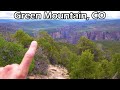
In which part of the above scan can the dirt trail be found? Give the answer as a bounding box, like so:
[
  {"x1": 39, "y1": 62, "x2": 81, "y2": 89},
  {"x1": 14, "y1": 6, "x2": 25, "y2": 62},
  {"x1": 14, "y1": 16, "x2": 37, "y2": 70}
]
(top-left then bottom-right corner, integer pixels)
[{"x1": 28, "y1": 65, "x2": 70, "y2": 79}]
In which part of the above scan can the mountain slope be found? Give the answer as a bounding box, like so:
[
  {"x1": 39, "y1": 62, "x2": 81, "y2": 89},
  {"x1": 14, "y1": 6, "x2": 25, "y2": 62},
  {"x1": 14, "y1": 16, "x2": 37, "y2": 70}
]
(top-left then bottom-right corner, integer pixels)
[{"x1": 0, "y1": 19, "x2": 120, "y2": 43}]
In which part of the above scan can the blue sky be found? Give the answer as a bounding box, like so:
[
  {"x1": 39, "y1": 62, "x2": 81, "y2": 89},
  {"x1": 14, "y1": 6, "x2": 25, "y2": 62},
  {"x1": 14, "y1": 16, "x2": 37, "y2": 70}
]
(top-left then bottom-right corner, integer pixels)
[{"x1": 0, "y1": 11, "x2": 120, "y2": 20}]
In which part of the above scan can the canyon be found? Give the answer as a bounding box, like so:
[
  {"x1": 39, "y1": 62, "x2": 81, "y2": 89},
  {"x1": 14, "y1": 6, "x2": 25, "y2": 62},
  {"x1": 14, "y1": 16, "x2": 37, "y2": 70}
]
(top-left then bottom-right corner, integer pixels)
[
  {"x1": 50, "y1": 30, "x2": 120, "y2": 44},
  {"x1": 0, "y1": 19, "x2": 120, "y2": 44}
]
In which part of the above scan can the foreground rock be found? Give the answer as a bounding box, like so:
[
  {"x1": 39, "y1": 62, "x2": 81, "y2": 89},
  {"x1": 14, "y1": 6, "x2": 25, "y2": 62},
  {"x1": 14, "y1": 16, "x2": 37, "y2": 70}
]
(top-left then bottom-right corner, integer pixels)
[{"x1": 27, "y1": 65, "x2": 69, "y2": 79}]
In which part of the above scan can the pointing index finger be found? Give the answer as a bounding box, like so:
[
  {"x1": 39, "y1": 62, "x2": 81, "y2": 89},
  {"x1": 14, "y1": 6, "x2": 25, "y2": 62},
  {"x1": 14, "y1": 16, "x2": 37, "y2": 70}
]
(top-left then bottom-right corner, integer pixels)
[{"x1": 20, "y1": 41, "x2": 37, "y2": 74}]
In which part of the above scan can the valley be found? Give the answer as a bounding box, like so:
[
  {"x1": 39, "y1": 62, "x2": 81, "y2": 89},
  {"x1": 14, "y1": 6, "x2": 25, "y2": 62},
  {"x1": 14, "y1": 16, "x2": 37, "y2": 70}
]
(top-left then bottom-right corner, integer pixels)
[
  {"x1": 0, "y1": 19, "x2": 120, "y2": 44},
  {"x1": 0, "y1": 19, "x2": 120, "y2": 79}
]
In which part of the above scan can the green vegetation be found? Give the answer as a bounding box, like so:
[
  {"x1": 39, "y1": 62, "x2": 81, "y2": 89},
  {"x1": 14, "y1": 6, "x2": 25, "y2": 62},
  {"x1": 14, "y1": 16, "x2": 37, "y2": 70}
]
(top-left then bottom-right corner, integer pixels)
[
  {"x1": 70, "y1": 50, "x2": 96, "y2": 79},
  {"x1": 0, "y1": 31, "x2": 35, "y2": 73},
  {"x1": 0, "y1": 36, "x2": 25, "y2": 66},
  {"x1": 0, "y1": 30, "x2": 120, "y2": 79},
  {"x1": 12, "y1": 29, "x2": 34, "y2": 48},
  {"x1": 95, "y1": 40, "x2": 120, "y2": 54}
]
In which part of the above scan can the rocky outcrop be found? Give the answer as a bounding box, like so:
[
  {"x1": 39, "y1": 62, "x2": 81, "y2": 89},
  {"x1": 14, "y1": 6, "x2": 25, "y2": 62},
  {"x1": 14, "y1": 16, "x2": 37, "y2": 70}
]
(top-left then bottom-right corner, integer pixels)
[
  {"x1": 28, "y1": 65, "x2": 69, "y2": 79},
  {"x1": 0, "y1": 19, "x2": 120, "y2": 44},
  {"x1": 49, "y1": 20, "x2": 120, "y2": 44},
  {"x1": 50, "y1": 30, "x2": 120, "y2": 44}
]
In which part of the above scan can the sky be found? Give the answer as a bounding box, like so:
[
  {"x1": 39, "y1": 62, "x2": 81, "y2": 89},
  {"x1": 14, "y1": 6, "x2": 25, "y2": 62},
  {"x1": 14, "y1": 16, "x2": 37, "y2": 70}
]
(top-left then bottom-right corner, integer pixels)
[{"x1": 0, "y1": 11, "x2": 120, "y2": 20}]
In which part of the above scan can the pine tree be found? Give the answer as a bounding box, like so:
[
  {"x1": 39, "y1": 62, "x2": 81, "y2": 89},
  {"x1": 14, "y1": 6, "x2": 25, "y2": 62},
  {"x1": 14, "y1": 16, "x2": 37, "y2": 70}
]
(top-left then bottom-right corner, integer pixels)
[
  {"x1": 76, "y1": 36, "x2": 103, "y2": 61},
  {"x1": 12, "y1": 30, "x2": 33, "y2": 48},
  {"x1": 36, "y1": 31, "x2": 60, "y2": 65},
  {"x1": 70, "y1": 50, "x2": 96, "y2": 79},
  {"x1": 99, "y1": 60, "x2": 114, "y2": 78},
  {"x1": 112, "y1": 53, "x2": 120, "y2": 78},
  {"x1": 0, "y1": 35, "x2": 34, "y2": 73}
]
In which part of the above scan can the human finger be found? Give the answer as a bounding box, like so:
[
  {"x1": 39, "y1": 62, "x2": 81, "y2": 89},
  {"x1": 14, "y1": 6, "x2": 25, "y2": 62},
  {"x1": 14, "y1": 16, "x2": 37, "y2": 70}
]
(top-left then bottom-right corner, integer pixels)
[{"x1": 20, "y1": 41, "x2": 37, "y2": 73}]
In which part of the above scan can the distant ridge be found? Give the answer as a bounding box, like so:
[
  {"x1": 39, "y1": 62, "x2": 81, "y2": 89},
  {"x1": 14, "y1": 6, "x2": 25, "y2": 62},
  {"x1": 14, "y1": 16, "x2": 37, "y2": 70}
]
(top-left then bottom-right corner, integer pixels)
[{"x1": 0, "y1": 19, "x2": 120, "y2": 43}]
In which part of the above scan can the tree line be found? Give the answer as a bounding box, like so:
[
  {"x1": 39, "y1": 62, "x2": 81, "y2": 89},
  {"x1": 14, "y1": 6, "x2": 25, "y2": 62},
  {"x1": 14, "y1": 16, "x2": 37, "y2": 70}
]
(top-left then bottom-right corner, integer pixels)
[{"x1": 0, "y1": 30, "x2": 120, "y2": 79}]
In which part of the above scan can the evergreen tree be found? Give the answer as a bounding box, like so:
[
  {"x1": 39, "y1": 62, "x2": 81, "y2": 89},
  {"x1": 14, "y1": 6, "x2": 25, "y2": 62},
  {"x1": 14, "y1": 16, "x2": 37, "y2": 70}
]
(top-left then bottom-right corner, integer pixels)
[
  {"x1": 0, "y1": 35, "x2": 34, "y2": 73},
  {"x1": 37, "y1": 31, "x2": 59, "y2": 65},
  {"x1": 70, "y1": 50, "x2": 96, "y2": 79},
  {"x1": 112, "y1": 53, "x2": 120, "y2": 78},
  {"x1": 99, "y1": 60, "x2": 114, "y2": 78},
  {"x1": 76, "y1": 36, "x2": 103, "y2": 61},
  {"x1": 12, "y1": 30, "x2": 33, "y2": 48}
]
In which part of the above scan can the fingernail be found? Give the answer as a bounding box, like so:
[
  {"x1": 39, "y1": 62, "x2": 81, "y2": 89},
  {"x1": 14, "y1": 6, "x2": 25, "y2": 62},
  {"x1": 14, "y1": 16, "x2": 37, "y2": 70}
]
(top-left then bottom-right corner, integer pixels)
[{"x1": 32, "y1": 41, "x2": 37, "y2": 44}]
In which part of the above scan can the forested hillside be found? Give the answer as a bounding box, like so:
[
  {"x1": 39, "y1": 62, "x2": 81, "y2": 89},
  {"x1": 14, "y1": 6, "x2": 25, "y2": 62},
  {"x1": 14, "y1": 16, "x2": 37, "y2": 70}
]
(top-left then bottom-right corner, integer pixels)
[{"x1": 0, "y1": 30, "x2": 120, "y2": 79}]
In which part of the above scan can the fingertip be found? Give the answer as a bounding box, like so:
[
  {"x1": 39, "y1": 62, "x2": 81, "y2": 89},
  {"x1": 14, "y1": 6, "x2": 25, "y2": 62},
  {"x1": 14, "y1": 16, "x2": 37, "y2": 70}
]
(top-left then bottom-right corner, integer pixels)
[
  {"x1": 30, "y1": 41, "x2": 38, "y2": 49},
  {"x1": 31, "y1": 41, "x2": 37, "y2": 45}
]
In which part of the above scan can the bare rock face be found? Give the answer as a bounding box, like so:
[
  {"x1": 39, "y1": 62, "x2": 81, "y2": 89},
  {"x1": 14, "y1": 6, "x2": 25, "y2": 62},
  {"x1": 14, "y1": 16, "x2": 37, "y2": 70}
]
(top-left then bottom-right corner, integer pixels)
[
  {"x1": 27, "y1": 65, "x2": 69, "y2": 79},
  {"x1": 50, "y1": 30, "x2": 120, "y2": 44}
]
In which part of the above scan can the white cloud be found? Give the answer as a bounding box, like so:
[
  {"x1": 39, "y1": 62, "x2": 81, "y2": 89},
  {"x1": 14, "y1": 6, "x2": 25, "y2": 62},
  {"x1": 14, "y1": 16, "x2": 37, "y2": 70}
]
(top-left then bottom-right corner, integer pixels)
[
  {"x1": 0, "y1": 11, "x2": 15, "y2": 19},
  {"x1": 106, "y1": 11, "x2": 120, "y2": 19}
]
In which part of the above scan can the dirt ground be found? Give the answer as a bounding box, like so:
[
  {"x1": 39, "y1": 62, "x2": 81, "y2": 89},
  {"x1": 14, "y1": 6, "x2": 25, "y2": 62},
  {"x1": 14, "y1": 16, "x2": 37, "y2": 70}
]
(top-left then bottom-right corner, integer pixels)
[{"x1": 27, "y1": 65, "x2": 70, "y2": 79}]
